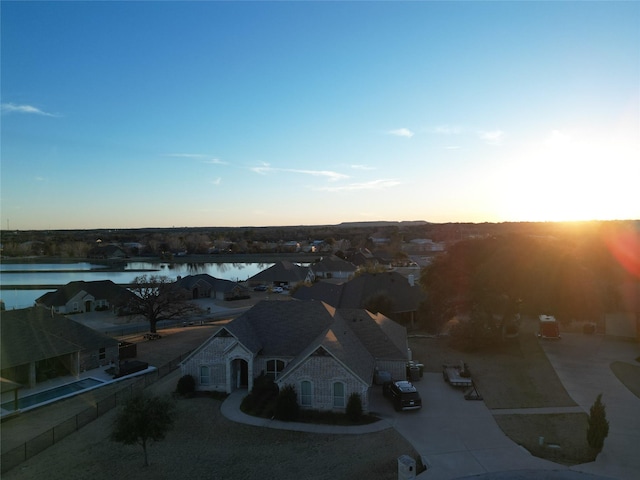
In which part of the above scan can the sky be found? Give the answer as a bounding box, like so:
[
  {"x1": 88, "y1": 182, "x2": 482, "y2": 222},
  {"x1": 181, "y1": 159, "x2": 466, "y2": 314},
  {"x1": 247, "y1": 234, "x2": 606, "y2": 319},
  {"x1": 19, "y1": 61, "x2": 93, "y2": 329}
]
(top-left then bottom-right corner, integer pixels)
[{"x1": 1, "y1": 1, "x2": 639, "y2": 230}]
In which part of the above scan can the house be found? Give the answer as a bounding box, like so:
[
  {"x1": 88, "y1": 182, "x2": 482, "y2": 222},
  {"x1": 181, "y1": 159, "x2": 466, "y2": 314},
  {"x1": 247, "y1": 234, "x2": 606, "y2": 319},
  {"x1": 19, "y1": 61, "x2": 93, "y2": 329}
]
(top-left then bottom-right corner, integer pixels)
[
  {"x1": 87, "y1": 244, "x2": 128, "y2": 259},
  {"x1": 0, "y1": 307, "x2": 119, "y2": 389},
  {"x1": 175, "y1": 274, "x2": 250, "y2": 301},
  {"x1": 309, "y1": 255, "x2": 357, "y2": 281},
  {"x1": 35, "y1": 280, "x2": 136, "y2": 314},
  {"x1": 293, "y1": 271, "x2": 427, "y2": 326},
  {"x1": 247, "y1": 260, "x2": 312, "y2": 289},
  {"x1": 180, "y1": 300, "x2": 409, "y2": 412}
]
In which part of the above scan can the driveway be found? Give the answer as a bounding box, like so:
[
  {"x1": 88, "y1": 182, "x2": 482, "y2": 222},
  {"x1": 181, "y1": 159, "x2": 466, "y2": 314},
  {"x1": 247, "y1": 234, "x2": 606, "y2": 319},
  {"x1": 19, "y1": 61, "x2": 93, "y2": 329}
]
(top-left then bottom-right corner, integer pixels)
[
  {"x1": 540, "y1": 333, "x2": 640, "y2": 480},
  {"x1": 369, "y1": 374, "x2": 564, "y2": 479}
]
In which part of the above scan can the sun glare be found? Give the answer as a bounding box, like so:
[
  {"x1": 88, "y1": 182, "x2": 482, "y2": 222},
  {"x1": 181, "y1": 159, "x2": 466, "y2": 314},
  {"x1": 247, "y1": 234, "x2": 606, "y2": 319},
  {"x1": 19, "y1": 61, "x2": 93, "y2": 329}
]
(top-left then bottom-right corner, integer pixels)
[{"x1": 499, "y1": 129, "x2": 639, "y2": 222}]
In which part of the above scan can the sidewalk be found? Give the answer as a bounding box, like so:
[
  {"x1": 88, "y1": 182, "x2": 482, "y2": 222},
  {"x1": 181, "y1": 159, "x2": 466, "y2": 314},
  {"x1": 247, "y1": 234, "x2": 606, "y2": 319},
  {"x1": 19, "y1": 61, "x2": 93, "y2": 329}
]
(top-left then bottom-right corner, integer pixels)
[{"x1": 220, "y1": 389, "x2": 393, "y2": 435}]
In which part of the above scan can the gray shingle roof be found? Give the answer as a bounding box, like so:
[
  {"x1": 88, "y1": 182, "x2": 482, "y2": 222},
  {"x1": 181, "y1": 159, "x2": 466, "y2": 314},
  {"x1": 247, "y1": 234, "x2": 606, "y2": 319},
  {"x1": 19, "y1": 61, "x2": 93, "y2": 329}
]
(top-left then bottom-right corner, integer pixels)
[
  {"x1": 0, "y1": 307, "x2": 118, "y2": 369},
  {"x1": 310, "y1": 256, "x2": 357, "y2": 274},
  {"x1": 247, "y1": 261, "x2": 309, "y2": 284},
  {"x1": 175, "y1": 274, "x2": 248, "y2": 294},
  {"x1": 35, "y1": 280, "x2": 135, "y2": 308},
  {"x1": 293, "y1": 271, "x2": 426, "y2": 314},
  {"x1": 221, "y1": 300, "x2": 407, "y2": 385}
]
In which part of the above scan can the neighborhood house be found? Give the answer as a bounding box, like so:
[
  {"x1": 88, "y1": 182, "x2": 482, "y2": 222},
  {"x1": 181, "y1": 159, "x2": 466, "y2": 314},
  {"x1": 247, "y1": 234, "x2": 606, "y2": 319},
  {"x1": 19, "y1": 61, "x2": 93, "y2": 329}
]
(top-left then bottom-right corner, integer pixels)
[{"x1": 180, "y1": 300, "x2": 410, "y2": 412}]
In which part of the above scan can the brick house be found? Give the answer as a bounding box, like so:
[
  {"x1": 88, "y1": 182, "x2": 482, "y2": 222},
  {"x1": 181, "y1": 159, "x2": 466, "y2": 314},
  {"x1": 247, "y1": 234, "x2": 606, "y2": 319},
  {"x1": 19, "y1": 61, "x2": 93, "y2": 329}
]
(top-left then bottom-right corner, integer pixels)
[{"x1": 180, "y1": 300, "x2": 409, "y2": 413}]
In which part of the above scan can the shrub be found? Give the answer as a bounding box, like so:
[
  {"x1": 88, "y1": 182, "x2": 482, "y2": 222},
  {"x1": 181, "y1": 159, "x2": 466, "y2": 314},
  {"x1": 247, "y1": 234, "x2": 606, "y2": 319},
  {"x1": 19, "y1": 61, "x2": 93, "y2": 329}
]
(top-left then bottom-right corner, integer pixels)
[
  {"x1": 346, "y1": 392, "x2": 363, "y2": 423},
  {"x1": 175, "y1": 374, "x2": 196, "y2": 396},
  {"x1": 587, "y1": 393, "x2": 609, "y2": 452},
  {"x1": 274, "y1": 384, "x2": 299, "y2": 421},
  {"x1": 241, "y1": 373, "x2": 278, "y2": 415}
]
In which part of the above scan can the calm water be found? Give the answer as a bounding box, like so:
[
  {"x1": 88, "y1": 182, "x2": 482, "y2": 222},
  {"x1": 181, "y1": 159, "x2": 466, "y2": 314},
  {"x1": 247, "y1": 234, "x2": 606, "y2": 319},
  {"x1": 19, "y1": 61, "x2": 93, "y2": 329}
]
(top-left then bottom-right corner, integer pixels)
[
  {"x1": 0, "y1": 262, "x2": 275, "y2": 309},
  {"x1": 1, "y1": 378, "x2": 104, "y2": 412}
]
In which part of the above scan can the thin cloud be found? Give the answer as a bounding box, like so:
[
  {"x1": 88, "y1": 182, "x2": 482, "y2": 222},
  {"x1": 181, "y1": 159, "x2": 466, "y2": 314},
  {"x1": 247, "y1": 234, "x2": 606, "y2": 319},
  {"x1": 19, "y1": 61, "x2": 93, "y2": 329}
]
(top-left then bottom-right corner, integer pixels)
[
  {"x1": 165, "y1": 153, "x2": 226, "y2": 164},
  {"x1": 1, "y1": 103, "x2": 58, "y2": 117},
  {"x1": 210, "y1": 177, "x2": 222, "y2": 186},
  {"x1": 431, "y1": 125, "x2": 462, "y2": 135},
  {"x1": 387, "y1": 128, "x2": 414, "y2": 138},
  {"x1": 479, "y1": 129, "x2": 505, "y2": 145},
  {"x1": 250, "y1": 164, "x2": 348, "y2": 181},
  {"x1": 315, "y1": 178, "x2": 401, "y2": 192},
  {"x1": 444, "y1": 146, "x2": 462, "y2": 150}
]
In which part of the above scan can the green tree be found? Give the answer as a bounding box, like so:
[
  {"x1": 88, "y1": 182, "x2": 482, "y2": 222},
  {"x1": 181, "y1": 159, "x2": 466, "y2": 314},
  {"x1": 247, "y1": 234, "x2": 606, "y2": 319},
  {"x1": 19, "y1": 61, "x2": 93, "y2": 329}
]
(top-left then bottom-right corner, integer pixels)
[
  {"x1": 587, "y1": 393, "x2": 610, "y2": 452},
  {"x1": 124, "y1": 275, "x2": 203, "y2": 333},
  {"x1": 111, "y1": 394, "x2": 175, "y2": 466}
]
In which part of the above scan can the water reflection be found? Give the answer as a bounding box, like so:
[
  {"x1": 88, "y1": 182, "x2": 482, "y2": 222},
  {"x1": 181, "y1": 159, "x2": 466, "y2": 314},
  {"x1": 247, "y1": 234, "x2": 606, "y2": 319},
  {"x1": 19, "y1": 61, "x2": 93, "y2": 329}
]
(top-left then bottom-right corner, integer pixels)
[{"x1": 0, "y1": 261, "x2": 277, "y2": 309}]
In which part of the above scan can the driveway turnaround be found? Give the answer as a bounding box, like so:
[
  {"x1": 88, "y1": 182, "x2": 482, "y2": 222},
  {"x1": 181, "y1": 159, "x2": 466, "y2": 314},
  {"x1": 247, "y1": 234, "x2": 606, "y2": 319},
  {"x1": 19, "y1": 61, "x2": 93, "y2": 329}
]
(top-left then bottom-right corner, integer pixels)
[
  {"x1": 541, "y1": 333, "x2": 640, "y2": 480},
  {"x1": 369, "y1": 374, "x2": 570, "y2": 479}
]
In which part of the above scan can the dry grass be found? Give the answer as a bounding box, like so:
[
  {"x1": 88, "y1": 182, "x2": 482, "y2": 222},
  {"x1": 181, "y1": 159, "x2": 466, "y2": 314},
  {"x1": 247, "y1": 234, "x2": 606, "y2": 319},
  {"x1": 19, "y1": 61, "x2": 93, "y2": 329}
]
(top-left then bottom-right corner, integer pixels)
[
  {"x1": 494, "y1": 413, "x2": 595, "y2": 466},
  {"x1": 3, "y1": 394, "x2": 417, "y2": 480},
  {"x1": 611, "y1": 361, "x2": 640, "y2": 399}
]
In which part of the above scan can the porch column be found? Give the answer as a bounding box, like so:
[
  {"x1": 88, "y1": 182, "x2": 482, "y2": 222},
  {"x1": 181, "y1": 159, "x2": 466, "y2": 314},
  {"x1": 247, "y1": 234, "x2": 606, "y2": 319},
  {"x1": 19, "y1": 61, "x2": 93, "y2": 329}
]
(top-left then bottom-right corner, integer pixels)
[{"x1": 28, "y1": 362, "x2": 36, "y2": 388}]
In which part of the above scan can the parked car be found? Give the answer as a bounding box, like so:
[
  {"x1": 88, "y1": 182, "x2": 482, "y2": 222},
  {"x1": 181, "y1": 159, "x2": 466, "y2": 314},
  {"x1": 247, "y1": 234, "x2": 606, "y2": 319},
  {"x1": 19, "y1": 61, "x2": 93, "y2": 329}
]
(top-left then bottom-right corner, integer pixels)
[
  {"x1": 383, "y1": 380, "x2": 422, "y2": 411},
  {"x1": 253, "y1": 285, "x2": 268, "y2": 291},
  {"x1": 272, "y1": 286, "x2": 284, "y2": 293}
]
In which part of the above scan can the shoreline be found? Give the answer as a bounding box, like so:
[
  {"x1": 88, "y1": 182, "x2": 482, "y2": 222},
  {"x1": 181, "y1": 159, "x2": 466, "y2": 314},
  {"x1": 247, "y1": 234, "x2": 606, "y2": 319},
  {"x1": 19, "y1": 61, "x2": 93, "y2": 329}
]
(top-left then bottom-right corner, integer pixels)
[{"x1": 0, "y1": 252, "x2": 322, "y2": 265}]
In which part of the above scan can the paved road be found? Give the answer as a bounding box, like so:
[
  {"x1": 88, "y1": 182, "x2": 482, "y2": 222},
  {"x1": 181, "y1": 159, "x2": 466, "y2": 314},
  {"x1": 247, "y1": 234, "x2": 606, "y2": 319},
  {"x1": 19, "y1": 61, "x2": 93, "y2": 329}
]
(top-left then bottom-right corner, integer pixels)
[{"x1": 541, "y1": 333, "x2": 640, "y2": 480}]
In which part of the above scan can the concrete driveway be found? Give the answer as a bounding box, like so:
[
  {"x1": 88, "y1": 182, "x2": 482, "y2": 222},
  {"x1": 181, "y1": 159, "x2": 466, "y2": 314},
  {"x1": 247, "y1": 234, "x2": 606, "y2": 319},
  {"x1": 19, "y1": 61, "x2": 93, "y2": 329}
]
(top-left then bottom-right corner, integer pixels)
[
  {"x1": 369, "y1": 374, "x2": 564, "y2": 480},
  {"x1": 541, "y1": 333, "x2": 640, "y2": 480}
]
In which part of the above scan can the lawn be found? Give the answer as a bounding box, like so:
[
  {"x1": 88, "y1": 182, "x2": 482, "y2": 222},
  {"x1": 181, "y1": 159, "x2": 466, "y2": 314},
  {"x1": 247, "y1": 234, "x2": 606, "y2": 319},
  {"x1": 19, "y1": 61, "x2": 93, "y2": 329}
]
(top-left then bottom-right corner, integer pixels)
[{"x1": 409, "y1": 316, "x2": 593, "y2": 465}]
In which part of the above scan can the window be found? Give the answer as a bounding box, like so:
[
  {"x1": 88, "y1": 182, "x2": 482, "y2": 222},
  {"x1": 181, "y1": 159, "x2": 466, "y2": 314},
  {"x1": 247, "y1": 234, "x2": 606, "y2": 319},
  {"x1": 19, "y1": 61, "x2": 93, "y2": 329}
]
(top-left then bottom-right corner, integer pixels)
[
  {"x1": 300, "y1": 381, "x2": 312, "y2": 407},
  {"x1": 200, "y1": 366, "x2": 210, "y2": 385},
  {"x1": 99, "y1": 347, "x2": 106, "y2": 360},
  {"x1": 333, "y1": 382, "x2": 345, "y2": 408},
  {"x1": 266, "y1": 359, "x2": 285, "y2": 379}
]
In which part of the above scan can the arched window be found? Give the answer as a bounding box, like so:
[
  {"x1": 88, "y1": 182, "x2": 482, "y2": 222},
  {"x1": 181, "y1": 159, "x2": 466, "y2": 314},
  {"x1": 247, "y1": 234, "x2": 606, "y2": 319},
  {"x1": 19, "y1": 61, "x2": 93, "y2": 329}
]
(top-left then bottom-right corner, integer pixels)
[
  {"x1": 333, "y1": 382, "x2": 345, "y2": 408},
  {"x1": 266, "y1": 359, "x2": 285, "y2": 379},
  {"x1": 300, "y1": 380, "x2": 312, "y2": 407},
  {"x1": 200, "y1": 365, "x2": 210, "y2": 385}
]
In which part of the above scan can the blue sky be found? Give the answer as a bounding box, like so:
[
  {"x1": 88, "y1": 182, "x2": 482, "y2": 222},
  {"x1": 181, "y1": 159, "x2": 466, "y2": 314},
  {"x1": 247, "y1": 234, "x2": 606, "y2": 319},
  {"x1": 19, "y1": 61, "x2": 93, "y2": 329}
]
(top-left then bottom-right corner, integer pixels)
[{"x1": 1, "y1": 1, "x2": 638, "y2": 230}]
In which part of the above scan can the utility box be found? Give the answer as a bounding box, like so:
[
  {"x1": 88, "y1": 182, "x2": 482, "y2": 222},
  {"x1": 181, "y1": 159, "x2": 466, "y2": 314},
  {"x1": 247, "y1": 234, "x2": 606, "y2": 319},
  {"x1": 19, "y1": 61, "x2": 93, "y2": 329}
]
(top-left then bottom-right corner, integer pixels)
[{"x1": 398, "y1": 455, "x2": 416, "y2": 480}]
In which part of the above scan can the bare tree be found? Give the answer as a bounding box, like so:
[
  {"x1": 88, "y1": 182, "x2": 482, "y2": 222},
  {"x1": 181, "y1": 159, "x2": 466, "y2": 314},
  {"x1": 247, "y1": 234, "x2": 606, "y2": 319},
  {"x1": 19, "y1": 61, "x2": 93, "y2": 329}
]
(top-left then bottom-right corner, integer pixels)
[{"x1": 125, "y1": 274, "x2": 203, "y2": 333}]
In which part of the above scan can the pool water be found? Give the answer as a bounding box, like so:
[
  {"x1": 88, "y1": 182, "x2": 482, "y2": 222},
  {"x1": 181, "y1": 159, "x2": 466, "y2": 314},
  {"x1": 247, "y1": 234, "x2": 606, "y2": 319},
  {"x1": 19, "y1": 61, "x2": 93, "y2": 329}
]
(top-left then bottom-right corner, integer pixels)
[{"x1": 1, "y1": 378, "x2": 104, "y2": 411}]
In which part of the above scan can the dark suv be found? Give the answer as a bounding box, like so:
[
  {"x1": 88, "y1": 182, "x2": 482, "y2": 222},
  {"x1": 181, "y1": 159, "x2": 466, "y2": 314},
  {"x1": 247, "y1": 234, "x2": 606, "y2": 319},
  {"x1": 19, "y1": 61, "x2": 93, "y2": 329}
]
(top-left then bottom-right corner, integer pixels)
[{"x1": 383, "y1": 380, "x2": 422, "y2": 411}]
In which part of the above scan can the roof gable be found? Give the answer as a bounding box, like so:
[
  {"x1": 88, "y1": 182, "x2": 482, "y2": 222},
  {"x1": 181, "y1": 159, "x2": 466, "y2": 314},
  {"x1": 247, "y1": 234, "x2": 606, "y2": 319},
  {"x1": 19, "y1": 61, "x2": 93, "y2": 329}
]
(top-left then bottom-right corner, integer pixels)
[{"x1": 248, "y1": 261, "x2": 309, "y2": 283}]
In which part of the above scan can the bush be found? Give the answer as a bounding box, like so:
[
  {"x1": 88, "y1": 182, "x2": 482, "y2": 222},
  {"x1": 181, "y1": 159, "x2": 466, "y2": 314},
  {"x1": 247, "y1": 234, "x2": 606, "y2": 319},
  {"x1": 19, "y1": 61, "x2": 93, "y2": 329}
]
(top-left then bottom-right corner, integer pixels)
[
  {"x1": 587, "y1": 393, "x2": 609, "y2": 452},
  {"x1": 346, "y1": 392, "x2": 363, "y2": 423},
  {"x1": 274, "y1": 384, "x2": 299, "y2": 421},
  {"x1": 175, "y1": 374, "x2": 196, "y2": 396},
  {"x1": 240, "y1": 373, "x2": 278, "y2": 416}
]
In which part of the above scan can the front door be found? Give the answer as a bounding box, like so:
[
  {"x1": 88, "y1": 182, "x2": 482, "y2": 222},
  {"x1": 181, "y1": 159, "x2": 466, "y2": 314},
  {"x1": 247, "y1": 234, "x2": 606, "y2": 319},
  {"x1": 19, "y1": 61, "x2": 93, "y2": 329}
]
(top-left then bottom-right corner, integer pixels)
[{"x1": 232, "y1": 359, "x2": 249, "y2": 389}]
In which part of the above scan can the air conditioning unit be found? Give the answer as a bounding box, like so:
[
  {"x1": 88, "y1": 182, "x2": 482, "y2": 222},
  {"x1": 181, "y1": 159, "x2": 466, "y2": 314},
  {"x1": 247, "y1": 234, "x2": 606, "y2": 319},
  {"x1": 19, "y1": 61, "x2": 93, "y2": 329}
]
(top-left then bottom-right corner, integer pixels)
[{"x1": 397, "y1": 455, "x2": 416, "y2": 480}]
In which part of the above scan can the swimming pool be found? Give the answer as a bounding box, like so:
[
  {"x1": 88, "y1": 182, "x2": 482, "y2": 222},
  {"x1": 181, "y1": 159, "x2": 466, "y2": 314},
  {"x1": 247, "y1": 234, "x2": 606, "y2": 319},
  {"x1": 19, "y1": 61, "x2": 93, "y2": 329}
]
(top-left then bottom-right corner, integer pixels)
[{"x1": 1, "y1": 378, "x2": 105, "y2": 412}]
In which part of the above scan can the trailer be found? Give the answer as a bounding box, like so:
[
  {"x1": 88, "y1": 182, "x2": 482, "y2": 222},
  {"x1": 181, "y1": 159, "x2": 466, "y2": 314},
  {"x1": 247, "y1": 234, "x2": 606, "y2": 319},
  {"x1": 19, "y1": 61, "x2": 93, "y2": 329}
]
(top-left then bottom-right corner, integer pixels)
[
  {"x1": 442, "y1": 361, "x2": 473, "y2": 388},
  {"x1": 538, "y1": 314, "x2": 561, "y2": 339}
]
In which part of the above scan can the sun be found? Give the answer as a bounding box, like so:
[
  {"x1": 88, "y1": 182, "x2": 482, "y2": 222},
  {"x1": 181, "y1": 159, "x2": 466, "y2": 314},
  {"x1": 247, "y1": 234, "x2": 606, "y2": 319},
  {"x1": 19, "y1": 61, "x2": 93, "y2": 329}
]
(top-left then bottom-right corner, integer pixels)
[{"x1": 498, "y1": 129, "x2": 639, "y2": 222}]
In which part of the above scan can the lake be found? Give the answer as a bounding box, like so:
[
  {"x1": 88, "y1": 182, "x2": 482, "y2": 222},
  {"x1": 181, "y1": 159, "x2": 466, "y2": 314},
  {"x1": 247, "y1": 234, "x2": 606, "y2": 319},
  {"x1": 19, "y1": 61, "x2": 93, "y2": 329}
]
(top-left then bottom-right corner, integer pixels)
[{"x1": 0, "y1": 261, "x2": 277, "y2": 309}]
